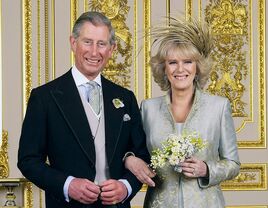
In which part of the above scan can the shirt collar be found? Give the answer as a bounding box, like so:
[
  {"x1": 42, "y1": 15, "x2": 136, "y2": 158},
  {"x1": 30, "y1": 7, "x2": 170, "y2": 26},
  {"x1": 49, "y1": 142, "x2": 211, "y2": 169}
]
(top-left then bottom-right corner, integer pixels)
[{"x1": 71, "y1": 65, "x2": 102, "y2": 87}]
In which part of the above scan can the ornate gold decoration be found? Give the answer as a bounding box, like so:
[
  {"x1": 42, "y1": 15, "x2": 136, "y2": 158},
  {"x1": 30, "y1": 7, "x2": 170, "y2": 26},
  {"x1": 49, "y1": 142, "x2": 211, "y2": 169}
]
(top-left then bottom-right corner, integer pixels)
[
  {"x1": 22, "y1": 1, "x2": 33, "y2": 207},
  {"x1": 70, "y1": 0, "x2": 78, "y2": 64},
  {"x1": 133, "y1": 0, "x2": 138, "y2": 96},
  {"x1": 256, "y1": 0, "x2": 266, "y2": 148},
  {"x1": 166, "y1": 0, "x2": 170, "y2": 25},
  {"x1": 37, "y1": 0, "x2": 41, "y2": 86},
  {"x1": 221, "y1": 163, "x2": 267, "y2": 190},
  {"x1": 206, "y1": 0, "x2": 248, "y2": 117},
  {"x1": 88, "y1": 0, "x2": 132, "y2": 88},
  {"x1": 22, "y1": 0, "x2": 32, "y2": 113},
  {"x1": 84, "y1": 0, "x2": 89, "y2": 12},
  {"x1": 51, "y1": 0, "x2": 55, "y2": 80},
  {"x1": 45, "y1": 0, "x2": 49, "y2": 83},
  {"x1": 185, "y1": 0, "x2": 192, "y2": 20},
  {"x1": 144, "y1": 0, "x2": 151, "y2": 98},
  {"x1": 24, "y1": 182, "x2": 33, "y2": 208},
  {"x1": 0, "y1": 130, "x2": 9, "y2": 178}
]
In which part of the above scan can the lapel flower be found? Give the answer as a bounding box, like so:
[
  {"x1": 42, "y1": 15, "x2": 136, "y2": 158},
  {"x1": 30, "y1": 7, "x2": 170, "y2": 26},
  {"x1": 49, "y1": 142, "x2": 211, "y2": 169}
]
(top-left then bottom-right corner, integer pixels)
[{"x1": 112, "y1": 98, "x2": 124, "y2": 109}]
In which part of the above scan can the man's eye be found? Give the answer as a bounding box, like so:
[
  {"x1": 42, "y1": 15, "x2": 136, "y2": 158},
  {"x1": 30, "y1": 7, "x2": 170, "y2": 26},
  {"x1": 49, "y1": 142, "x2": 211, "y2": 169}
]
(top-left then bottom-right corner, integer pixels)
[
  {"x1": 98, "y1": 42, "x2": 107, "y2": 47},
  {"x1": 84, "y1": 40, "x2": 93, "y2": 45}
]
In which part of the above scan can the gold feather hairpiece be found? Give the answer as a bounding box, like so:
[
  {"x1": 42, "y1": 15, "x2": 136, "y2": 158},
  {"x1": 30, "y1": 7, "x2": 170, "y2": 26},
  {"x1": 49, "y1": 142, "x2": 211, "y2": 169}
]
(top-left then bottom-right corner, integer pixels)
[{"x1": 150, "y1": 16, "x2": 213, "y2": 58}]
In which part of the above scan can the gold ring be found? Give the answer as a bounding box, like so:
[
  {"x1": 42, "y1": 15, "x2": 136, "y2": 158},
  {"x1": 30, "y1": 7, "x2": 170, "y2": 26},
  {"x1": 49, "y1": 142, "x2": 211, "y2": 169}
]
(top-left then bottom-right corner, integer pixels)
[{"x1": 113, "y1": 200, "x2": 117, "y2": 205}]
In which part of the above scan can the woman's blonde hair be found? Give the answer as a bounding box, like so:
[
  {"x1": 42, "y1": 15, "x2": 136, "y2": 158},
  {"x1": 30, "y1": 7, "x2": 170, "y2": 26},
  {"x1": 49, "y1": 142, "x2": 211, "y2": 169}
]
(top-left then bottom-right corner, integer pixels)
[{"x1": 150, "y1": 17, "x2": 213, "y2": 91}]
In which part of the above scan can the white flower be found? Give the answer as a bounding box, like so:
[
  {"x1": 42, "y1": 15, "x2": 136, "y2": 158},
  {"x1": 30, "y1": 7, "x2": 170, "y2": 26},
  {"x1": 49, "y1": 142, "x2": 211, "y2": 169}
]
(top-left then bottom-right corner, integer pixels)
[
  {"x1": 112, "y1": 98, "x2": 124, "y2": 109},
  {"x1": 150, "y1": 131, "x2": 206, "y2": 172}
]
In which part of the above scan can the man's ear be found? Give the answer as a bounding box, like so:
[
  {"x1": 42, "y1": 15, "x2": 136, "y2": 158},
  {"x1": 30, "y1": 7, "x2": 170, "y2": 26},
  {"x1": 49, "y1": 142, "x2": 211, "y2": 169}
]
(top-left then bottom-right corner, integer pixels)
[
  {"x1": 69, "y1": 35, "x2": 76, "y2": 52},
  {"x1": 111, "y1": 43, "x2": 117, "y2": 51}
]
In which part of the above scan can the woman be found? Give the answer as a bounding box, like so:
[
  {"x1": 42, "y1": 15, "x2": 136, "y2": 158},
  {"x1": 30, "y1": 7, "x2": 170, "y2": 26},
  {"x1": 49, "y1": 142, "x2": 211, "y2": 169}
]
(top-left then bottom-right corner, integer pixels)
[{"x1": 125, "y1": 17, "x2": 240, "y2": 208}]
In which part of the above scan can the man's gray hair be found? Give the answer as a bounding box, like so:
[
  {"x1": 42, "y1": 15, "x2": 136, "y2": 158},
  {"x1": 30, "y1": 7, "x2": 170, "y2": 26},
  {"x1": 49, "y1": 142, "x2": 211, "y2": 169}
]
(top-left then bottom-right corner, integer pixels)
[{"x1": 72, "y1": 11, "x2": 116, "y2": 45}]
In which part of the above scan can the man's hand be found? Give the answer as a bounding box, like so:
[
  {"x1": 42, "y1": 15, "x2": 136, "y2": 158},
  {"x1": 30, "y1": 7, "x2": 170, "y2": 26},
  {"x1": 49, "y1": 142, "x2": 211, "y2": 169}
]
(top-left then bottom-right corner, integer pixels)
[
  {"x1": 99, "y1": 179, "x2": 128, "y2": 205},
  {"x1": 125, "y1": 156, "x2": 156, "y2": 187},
  {"x1": 68, "y1": 178, "x2": 100, "y2": 204}
]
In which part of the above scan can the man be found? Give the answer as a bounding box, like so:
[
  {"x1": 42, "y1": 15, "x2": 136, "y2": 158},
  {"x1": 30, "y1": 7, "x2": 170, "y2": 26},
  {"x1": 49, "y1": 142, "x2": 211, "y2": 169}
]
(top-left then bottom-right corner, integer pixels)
[{"x1": 17, "y1": 11, "x2": 150, "y2": 208}]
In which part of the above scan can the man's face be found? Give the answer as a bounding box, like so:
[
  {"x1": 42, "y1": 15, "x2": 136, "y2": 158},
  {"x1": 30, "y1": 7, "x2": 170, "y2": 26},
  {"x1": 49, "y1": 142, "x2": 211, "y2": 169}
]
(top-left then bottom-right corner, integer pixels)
[{"x1": 70, "y1": 22, "x2": 115, "y2": 80}]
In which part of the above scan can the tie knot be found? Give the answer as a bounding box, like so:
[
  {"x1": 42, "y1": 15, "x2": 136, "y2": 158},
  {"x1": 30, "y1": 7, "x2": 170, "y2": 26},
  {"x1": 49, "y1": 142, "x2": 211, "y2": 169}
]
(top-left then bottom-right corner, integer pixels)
[{"x1": 87, "y1": 81, "x2": 99, "y2": 89}]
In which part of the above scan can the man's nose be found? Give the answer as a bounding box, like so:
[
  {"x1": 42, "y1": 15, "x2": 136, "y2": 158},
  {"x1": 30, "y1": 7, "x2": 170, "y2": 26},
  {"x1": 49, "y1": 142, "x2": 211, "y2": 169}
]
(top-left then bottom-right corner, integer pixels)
[{"x1": 91, "y1": 44, "x2": 99, "y2": 55}]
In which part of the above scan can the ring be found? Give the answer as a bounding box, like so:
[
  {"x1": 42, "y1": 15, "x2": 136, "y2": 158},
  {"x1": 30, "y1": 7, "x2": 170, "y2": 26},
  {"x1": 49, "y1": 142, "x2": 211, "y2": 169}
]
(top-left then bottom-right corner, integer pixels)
[
  {"x1": 192, "y1": 168, "x2": 196, "y2": 176},
  {"x1": 112, "y1": 200, "x2": 117, "y2": 205}
]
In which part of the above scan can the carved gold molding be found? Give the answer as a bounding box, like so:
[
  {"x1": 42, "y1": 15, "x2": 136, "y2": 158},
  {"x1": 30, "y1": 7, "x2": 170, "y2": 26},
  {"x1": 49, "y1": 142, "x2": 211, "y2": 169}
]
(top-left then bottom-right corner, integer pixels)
[
  {"x1": 0, "y1": 130, "x2": 9, "y2": 178},
  {"x1": 51, "y1": 0, "x2": 55, "y2": 80},
  {"x1": 134, "y1": 0, "x2": 138, "y2": 96},
  {"x1": 203, "y1": 0, "x2": 266, "y2": 148},
  {"x1": 22, "y1": 0, "x2": 32, "y2": 114},
  {"x1": 206, "y1": 0, "x2": 249, "y2": 117},
  {"x1": 144, "y1": 0, "x2": 151, "y2": 99},
  {"x1": 44, "y1": 0, "x2": 49, "y2": 83},
  {"x1": 88, "y1": 0, "x2": 133, "y2": 88},
  {"x1": 185, "y1": 0, "x2": 192, "y2": 20},
  {"x1": 237, "y1": 0, "x2": 266, "y2": 148},
  {"x1": 22, "y1": 1, "x2": 33, "y2": 207},
  {"x1": 24, "y1": 182, "x2": 33, "y2": 208},
  {"x1": 222, "y1": 163, "x2": 267, "y2": 190},
  {"x1": 70, "y1": 0, "x2": 78, "y2": 65}
]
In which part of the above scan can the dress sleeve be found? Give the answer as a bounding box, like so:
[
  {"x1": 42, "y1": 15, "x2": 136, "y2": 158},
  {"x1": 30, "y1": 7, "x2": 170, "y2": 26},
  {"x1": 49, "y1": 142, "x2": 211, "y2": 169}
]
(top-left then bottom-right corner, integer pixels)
[{"x1": 198, "y1": 99, "x2": 240, "y2": 188}]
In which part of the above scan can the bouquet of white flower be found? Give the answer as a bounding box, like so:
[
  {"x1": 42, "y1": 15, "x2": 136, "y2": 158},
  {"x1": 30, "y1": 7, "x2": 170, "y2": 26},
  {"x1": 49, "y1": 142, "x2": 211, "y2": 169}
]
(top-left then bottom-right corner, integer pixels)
[{"x1": 150, "y1": 131, "x2": 206, "y2": 172}]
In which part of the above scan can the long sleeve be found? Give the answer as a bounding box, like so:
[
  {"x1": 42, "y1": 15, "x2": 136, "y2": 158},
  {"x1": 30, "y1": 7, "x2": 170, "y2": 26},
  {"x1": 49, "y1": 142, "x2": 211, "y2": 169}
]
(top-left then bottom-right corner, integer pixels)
[{"x1": 198, "y1": 99, "x2": 240, "y2": 188}]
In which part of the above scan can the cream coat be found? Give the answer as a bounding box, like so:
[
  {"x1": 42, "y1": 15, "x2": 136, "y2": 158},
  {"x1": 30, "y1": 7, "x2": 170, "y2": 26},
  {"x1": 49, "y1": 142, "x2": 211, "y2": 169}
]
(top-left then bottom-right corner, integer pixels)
[{"x1": 141, "y1": 88, "x2": 240, "y2": 208}]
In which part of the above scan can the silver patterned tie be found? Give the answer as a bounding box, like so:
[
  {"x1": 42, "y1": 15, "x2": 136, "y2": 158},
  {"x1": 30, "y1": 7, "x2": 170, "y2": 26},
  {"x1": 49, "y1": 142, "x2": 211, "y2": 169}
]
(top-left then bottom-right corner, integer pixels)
[{"x1": 86, "y1": 81, "x2": 101, "y2": 115}]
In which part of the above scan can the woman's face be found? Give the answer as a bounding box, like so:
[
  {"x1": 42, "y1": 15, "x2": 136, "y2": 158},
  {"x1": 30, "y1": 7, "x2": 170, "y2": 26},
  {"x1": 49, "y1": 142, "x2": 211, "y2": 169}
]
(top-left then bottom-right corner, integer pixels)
[{"x1": 165, "y1": 54, "x2": 197, "y2": 92}]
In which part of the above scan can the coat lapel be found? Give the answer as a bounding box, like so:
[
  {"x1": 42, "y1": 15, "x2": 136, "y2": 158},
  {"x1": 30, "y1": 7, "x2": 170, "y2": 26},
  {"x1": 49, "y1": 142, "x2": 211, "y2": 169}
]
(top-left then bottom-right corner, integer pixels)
[
  {"x1": 50, "y1": 70, "x2": 96, "y2": 164},
  {"x1": 101, "y1": 76, "x2": 125, "y2": 165}
]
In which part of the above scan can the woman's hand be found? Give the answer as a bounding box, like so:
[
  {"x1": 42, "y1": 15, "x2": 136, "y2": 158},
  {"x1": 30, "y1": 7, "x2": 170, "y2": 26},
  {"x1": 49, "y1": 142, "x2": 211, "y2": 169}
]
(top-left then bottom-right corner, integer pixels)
[
  {"x1": 124, "y1": 156, "x2": 156, "y2": 187},
  {"x1": 180, "y1": 157, "x2": 208, "y2": 178}
]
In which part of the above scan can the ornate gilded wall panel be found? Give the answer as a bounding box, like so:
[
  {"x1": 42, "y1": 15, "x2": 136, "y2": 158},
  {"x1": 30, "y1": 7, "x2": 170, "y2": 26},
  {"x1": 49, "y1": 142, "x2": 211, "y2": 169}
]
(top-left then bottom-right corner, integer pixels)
[
  {"x1": 221, "y1": 163, "x2": 267, "y2": 190},
  {"x1": 22, "y1": 0, "x2": 33, "y2": 113},
  {"x1": 22, "y1": 1, "x2": 33, "y2": 207},
  {"x1": 0, "y1": 131, "x2": 9, "y2": 178},
  {"x1": 202, "y1": 0, "x2": 266, "y2": 148},
  {"x1": 86, "y1": 0, "x2": 133, "y2": 88},
  {"x1": 206, "y1": 0, "x2": 249, "y2": 118}
]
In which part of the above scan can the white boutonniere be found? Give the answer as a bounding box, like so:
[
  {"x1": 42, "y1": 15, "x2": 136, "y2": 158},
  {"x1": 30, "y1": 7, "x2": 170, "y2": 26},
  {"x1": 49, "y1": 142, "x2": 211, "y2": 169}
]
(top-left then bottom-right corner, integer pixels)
[{"x1": 112, "y1": 98, "x2": 124, "y2": 109}]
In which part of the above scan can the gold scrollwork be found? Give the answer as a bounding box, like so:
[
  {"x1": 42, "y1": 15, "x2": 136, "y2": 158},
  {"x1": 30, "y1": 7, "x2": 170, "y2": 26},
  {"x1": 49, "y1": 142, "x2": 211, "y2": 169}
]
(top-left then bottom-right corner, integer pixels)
[
  {"x1": 88, "y1": 0, "x2": 132, "y2": 88},
  {"x1": 0, "y1": 130, "x2": 9, "y2": 178},
  {"x1": 24, "y1": 182, "x2": 33, "y2": 208},
  {"x1": 205, "y1": 0, "x2": 248, "y2": 117},
  {"x1": 221, "y1": 163, "x2": 267, "y2": 190}
]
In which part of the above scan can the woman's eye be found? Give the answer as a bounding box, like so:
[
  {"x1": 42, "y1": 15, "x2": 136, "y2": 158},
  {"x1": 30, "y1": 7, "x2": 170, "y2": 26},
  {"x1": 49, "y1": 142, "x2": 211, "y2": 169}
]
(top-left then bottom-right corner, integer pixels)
[
  {"x1": 184, "y1": 60, "x2": 193, "y2": 64},
  {"x1": 168, "y1": 61, "x2": 177, "y2": 65}
]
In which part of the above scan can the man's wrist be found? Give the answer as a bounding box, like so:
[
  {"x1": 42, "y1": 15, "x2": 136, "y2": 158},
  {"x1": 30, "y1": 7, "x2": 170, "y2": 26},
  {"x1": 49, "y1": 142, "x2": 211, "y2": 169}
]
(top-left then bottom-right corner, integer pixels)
[{"x1": 118, "y1": 179, "x2": 132, "y2": 202}]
